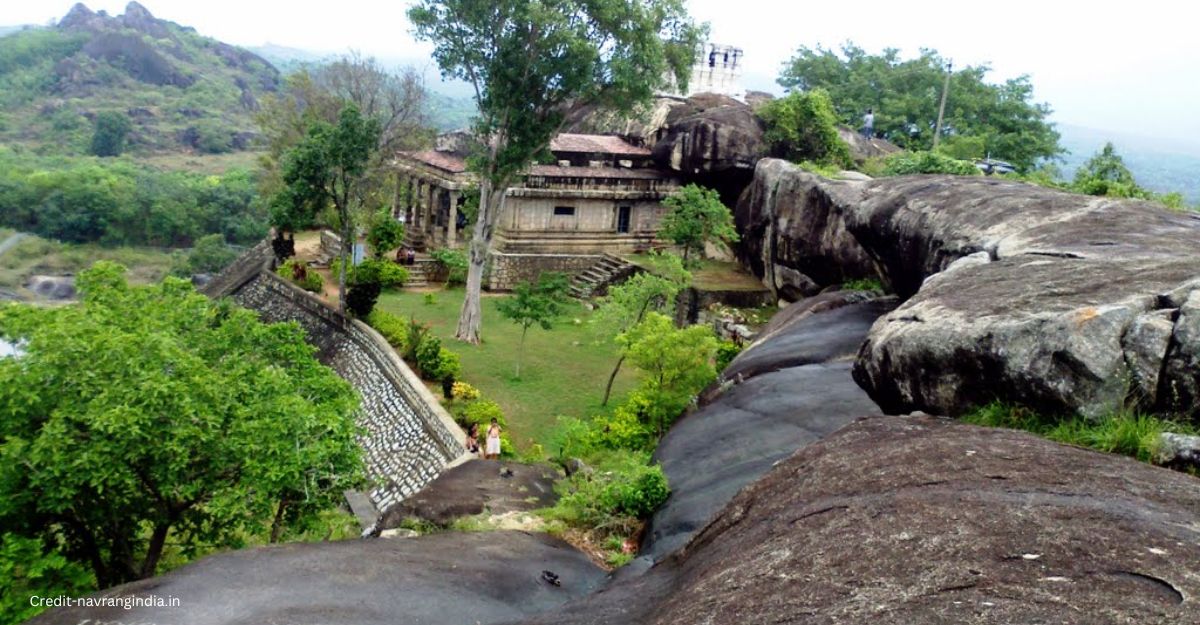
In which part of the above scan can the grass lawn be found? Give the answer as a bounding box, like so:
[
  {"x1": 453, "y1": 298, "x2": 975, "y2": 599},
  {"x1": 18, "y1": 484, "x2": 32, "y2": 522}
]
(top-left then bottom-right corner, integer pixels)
[
  {"x1": 376, "y1": 287, "x2": 638, "y2": 453},
  {"x1": 623, "y1": 253, "x2": 765, "y2": 291}
]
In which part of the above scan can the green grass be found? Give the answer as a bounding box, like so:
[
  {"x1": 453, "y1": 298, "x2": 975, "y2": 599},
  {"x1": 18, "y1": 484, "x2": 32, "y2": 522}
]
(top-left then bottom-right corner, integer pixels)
[
  {"x1": 376, "y1": 287, "x2": 638, "y2": 452},
  {"x1": 0, "y1": 234, "x2": 174, "y2": 290},
  {"x1": 962, "y1": 402, "x2": 1198, "y2": 465},
  {"x1": 623, "y1": 253, "x2": 765, "y2": 292}
]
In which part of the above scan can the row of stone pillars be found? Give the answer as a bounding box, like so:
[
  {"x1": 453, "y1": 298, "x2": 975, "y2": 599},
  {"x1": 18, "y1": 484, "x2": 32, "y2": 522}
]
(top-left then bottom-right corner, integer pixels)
[{"x1": 393, "y1": 172, "x2": 462, "y2": 252}]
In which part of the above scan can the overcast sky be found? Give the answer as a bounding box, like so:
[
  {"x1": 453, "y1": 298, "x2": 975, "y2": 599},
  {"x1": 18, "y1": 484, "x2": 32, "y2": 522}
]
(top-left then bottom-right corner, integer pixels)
[{"x1": 6, "y1": 0, "x2": 1199, "y2": 149}]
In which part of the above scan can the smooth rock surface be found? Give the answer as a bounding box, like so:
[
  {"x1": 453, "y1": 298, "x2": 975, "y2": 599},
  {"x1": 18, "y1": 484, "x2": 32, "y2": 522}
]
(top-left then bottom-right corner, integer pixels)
[
  {"x1": 643, "y1": 292, "x2": 894, "y2": 560},
  {"x1": 377, "y1": 460, "x2": 560, "y2": 529},
  {"x1": 737, "y1": 158, "x2": 1200, "y2": 419},
  {"x1": 30, "y1": 532, "x2": 606, "y2": 625},
  {"x1": 517, "y1": 416, "x2": 1200, "y2": 625}
]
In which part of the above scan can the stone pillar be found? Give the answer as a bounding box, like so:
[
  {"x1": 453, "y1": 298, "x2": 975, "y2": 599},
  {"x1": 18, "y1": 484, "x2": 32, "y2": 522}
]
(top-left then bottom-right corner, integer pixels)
[
  {"x1": 447, "y1": 190, "x2": 460, "y2": 248},
  {"x1": 414, "y1": 178, "x2": 425, "y2": 230},
  {"x1": 423, "y1": 183, "x2": 436, "y2": 240},
  {"x1": 391, "y1": 172, "x2": 403, "y2": 219}
]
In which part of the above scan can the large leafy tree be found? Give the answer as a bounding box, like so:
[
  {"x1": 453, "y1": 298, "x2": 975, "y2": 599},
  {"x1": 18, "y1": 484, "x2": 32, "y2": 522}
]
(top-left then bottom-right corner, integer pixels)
[
  {"x1": 779, "y1": 43, "x2": 1062, "y2": 171},
  {"x1": 273, "y1": 105, "x2": 381, "y2": 314},
  {"x1": 659, "y1": 184, "x2": 739, "y2": 265},
  {"x1": 592, "y1": 254, "x2": 690, "y2": 405},
  {"x1": 619, "y1": 312, "x2": 718, "y2": 436},
  {"x1": 89, "y1": 111, "x2": 132, "y2": 157},
  {"x1": 496, "y1": 271, "x2": 570, "y2": 378},
  {"x1": 409, "y1": 0, "x2": 704, "y2": 344},
  {"x1": 0, "y1": 263, "x2": 361, "y2": 587},
  {"x1": 758, "y1": 89, "x2": 852, "y2": 166}
]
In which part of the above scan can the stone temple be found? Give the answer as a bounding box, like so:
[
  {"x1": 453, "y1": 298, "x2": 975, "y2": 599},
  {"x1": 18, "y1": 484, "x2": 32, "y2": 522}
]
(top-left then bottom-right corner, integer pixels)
[{"x1": 391, "y1": 132, "x2": 682, "y2": 290}]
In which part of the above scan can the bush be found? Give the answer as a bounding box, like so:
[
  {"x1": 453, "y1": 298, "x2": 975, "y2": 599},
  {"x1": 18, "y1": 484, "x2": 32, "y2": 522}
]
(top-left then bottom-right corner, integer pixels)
[
  {"x1": 345, "y1": 280, "x2": 382, "y2": 317},
  {"x1": 430, "y1": 247, "x2": 468, "y2": 286},
  {"x1": 758, "y1": 89, "x2": 853, "y2": 167},
  {"x1": 90, "y1": 111, "x2": 132, "y2": 157},
  {"x1": 451, "y1": 381, "x2": 480, "y2": 402},
  {"x1": 367, "y1": 208, "x2": 405, "y2": 258},
  {"x1": 331, "y1": 258, "x2": 408, "y2": 288},
  {"x1": 276, "y1": 258, "x2": 323, "y2": 292},
  {"x1": 186, "y1": 233, "x2": 237, "y2": 274},
  {"x1": 546, "y1": 450, "x2": 670, "y2": 527},
  {"x1": 881, "y1": 151, "x2": 980, "y2": 176},
  {"x1": 715, "y1": 340, "x2": 742, "y2": 373},
  {"x1": 1, "y1": 533, "x2": 96, "y2": 625},
  {"x1": 367, "y1": 310, "x2": 407, "y2": 350}
]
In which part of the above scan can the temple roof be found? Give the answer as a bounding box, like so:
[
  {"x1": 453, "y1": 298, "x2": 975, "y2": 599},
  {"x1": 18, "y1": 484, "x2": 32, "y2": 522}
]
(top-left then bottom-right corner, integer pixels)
[
  {"x1": 549, "y1": 134, "x2": 651, "y2": 156},
  {"x1": 404, "y1": 150, "x2": 469, "y2": 173}
]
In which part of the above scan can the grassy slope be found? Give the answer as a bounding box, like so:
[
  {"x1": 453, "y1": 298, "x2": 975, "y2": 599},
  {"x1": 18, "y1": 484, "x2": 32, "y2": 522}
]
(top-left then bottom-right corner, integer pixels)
[
  {"x1": 376, "y1": 288, "x2": 637, "y2": 451},
  {"x1": 0, "y1": 234, "x2": 173, "y2": 291}
]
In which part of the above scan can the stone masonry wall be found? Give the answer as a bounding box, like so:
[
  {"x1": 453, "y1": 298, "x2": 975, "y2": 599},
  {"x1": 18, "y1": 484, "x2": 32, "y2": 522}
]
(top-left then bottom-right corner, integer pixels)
[
  {"x1": 487, "y1": 251, "x2": 600, "y2": 290},
  {"x1": 201, "y1": 242, "x2": 466, "y2": 514}
]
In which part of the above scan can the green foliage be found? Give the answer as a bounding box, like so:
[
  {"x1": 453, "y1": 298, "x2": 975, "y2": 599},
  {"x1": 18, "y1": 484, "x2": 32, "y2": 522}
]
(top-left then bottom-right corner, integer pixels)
[
  {"x1": 276, "y1": 258, "x2": 324, "y2": 292},
  {"x1": 841, "y1": 277, "x2": 884, "y2": 292},
  {"x1": 758, "y1": 89, "x2": 852, "y2": 167},
  {"x1": 619, "y1": 312, "x2": 719, "y2": 435},
  {"x1": 415, "y1": 332, "x2": 462, "y2": 382},
  {"x1": 881, "y1": 151, "x2": 981, "y2": 176},
  {"x1": 345, "y1": 279, "x2": 382, "y2": 317},
  {"x1": 367, "y1": 309, "x2": 408, "y2": 350},
  {"x1": 495, "y1": 272, "x2": 571, "y2": 378},
  {"x1": 331, "y1": 258, "x2": 409, "y2": 288},
  {"x1": 1, "y1": 533, "x2": 96, "y2": 625},
  {"x1": 0, "y1": 263, "x2": 362, "y2": 587},
  {"x1": 1072, "y1": 142, "x2": 1149, "y2": 199},
  {"x1": 367, "y1": 208, "x2": 406, "y2": 258},
  {"x1": 0, "y1": 148, "x2": 266, "y2": 246},
  {"x1": 545, "y1": 450, "x2": 669, "y2": 530},
  {"x1": 659, "y1": 184, "x2": 739, "y2": 265},
  {"x1": 430, "y1": 247, "x2": 468, "y2": 286},
  {"x1": 961, "y1": 402, "x2": 1197, "y2": 465},
  {"x1": 184, "y1": 233, "x2": 237, "y2": 274},
  {"x1": 90, "y1": 111, "x2": 133, "y2": 157},
  {"x1": 779, "y1": 43, "x2": 1062, "y2": 171},
  {"x1": 715, "y1": 340, "x2": 742, "y2": 372}
]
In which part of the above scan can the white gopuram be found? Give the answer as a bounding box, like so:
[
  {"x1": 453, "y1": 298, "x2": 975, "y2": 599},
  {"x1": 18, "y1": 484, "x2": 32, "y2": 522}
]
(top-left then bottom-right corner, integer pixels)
[{"x1": 675, "y1": 43, "x2": 744, "y2": 100}]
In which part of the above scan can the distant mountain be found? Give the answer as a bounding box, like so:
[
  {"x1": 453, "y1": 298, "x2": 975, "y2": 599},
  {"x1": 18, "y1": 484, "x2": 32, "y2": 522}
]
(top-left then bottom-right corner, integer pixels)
[
  {"x1": 0, "y1": 2, "x2": 279, "y2": 155},
  {"x1": 1057, "y1": 123, "x2": 1200, "y2": 203}
]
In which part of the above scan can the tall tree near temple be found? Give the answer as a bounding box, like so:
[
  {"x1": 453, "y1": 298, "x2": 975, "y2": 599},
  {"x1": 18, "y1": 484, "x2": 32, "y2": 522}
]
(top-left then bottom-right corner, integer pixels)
[
  {"x1": 408, "y1": 0, "x2": 704, "y2": 343},
  {"x1": 0, "y1": 263, "x2": 361, "y2": 587},
  {"x1": 659, "y1": 184, "x2": 739, "y2": 266},
  {"x1": 273, "y1": 105, "x2": 380, "y2": 314},
  {"x1": 778, "y1": 43, "x2": 1062, "y2": 171}
]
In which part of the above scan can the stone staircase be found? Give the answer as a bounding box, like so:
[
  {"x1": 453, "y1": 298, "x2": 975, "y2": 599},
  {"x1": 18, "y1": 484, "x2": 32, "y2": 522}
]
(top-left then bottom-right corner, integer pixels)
[
  {"x1": 569, "y1": 253, "x2": 638, "y2": 299},
  {"x1": 401, "y1": 229, "x2": 427, "y2": 253},
  {"x1": 402, "y1": 258, "x2": 438, "y2": 288}
]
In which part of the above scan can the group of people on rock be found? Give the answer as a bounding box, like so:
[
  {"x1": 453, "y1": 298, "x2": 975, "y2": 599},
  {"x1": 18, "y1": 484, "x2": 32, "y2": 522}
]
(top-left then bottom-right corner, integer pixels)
[{"x1": 465, "y1": 419, "x2": 502, "y2": 460}]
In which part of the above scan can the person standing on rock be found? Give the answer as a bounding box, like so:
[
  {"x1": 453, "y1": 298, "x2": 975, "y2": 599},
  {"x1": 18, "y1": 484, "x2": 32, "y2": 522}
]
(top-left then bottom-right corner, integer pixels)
[
  {"x1": 862, "y1": 109, "x2": 875, "y2": 139},
  {"x1": 486, "y1": 418, "x2": 502, "y2": 460}
]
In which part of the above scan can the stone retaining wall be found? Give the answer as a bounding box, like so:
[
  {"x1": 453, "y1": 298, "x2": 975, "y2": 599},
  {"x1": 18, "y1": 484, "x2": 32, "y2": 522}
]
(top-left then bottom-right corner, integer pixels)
[
  {"x1": 488, "y1": 251, "x2": 600, "y2": 290},
  {"x1": 201, "y1": 241, "x2": 466, "y2": 514}
]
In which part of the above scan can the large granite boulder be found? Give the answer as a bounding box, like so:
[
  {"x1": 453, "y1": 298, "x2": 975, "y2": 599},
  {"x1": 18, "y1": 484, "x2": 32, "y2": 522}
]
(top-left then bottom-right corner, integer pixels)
[
  {"x1": 563, "y1": 96, "x2": 686, "y2": 148},
  {"x1": 377, "y1": 460, "x2": 560, "y2": 529},
  {"x1": 30, "y1": 532, "x2": 606, "y2": 625},
  {"x1": 642, "y1": 291, "x2": 894, "y2": 560},
  {"x1": 520, "y1": 416, "x2": 1200, "y2": 624},
  {"x1": 737, "y1": 159, "x2": 1200, "y2": 419}
]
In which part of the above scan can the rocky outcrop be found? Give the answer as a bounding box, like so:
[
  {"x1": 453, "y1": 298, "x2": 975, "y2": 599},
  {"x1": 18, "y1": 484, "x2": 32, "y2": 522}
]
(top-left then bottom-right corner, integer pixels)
[
  {"x1": 28, "y1": 532, "x2": 607, "y2": 625},
  {"x1": 525, "y1": 416, "x2": 1200, "y2": 624},
  {"x1": 377, "y1": 460, "x2": 560, "y2": 529},
  {"x1": 642, "y1": 291, "x2": 894, "y2": 560},
  {"x1": 738, "y1": 159, "x2": 1200, "y2": 420},
  {"x1": 837, "y1": 125, "x2": 902, "y2": 162}
]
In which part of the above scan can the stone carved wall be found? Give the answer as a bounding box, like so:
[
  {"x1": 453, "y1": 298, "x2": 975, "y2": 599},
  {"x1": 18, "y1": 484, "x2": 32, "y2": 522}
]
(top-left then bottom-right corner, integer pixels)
[{"x1": 201, "y1": 242, "x2": 466, "y2": 513}]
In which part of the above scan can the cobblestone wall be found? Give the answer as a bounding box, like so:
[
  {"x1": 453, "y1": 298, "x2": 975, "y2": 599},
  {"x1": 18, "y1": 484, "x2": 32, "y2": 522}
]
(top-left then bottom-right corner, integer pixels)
[
  {"x1": 203, "y1": 242, "x2": 466, "y2": 514},
  {"x1": 487, "y1": 251, "x2": 600, "y2": 290}
]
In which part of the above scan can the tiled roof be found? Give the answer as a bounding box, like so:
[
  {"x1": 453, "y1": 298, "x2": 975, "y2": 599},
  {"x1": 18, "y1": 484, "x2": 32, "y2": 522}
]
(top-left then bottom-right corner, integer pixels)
[
  {"x1": 403, "y1": 150, "x2": 469, "y2": 173},
  {"x1": 550, "y1": 134, "x2": 651, "y2": 156},
  {"x1": 528, "y1": 165, "x2": 671, "y2": 180}
]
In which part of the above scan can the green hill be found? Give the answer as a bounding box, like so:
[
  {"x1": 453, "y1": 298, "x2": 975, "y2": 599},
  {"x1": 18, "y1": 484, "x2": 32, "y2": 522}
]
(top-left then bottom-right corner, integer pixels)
[{"x1": 0, "y1": 2, "x2": 279, "y2": 157}]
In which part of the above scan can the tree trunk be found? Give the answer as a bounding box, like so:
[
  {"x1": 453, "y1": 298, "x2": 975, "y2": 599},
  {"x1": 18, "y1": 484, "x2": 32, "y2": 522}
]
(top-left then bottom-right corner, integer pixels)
[
  {"x1": 140, "y1": 522, "x2": 171, "y2": 579},
  {"x1": 516, "y1": 325, "x2": 528, "y2": 378},
  {"x1": 455, "y1": 181, "x2": 506, "y2": 344},
  {"x1": 338, "y1": 211, "x2": 351, "y2": 316},
  {"x1": 601, "y1": 354, "x2": 626, "y2": 406},
  {"x1": 270, "y1": 498, "x2": 289, "y2": 543}
]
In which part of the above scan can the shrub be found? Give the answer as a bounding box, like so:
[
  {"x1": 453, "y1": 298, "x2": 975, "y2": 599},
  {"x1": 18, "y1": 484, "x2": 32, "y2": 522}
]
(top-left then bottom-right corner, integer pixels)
[
  {"x1": 331, "y1": 258, "x2": 408, "y2": 288},
  {"x1": 451, "y1": 381, "x2": 481, "y2": 402},
  {"x1": 90, "y1": 111, "x2": 132, "y2": 157},
  {"x1": 367, "y1": 208, "x2": 405, "y2": 257},
  {"x1": 186, "y1": 233, "x2": 237, "y2": 274},
  {"x1": 841, "y1": 277, "x2": 884, "y2": 292},
  {"x1": 367, "y1": 310, "x2": 407, "y2": 350},
  {"x1": 1, "y1": 533, "x2": 96, "y2": 625},
  {"x1": 276, "y1": 258, "x2": 323, "y2": 292},
  {"x1": 402, "y1": 317, "x2": 430, "y2": 364},
  {"x1": 430, "y1": 247, "x2": 468, "y2": 286},
  {"x1": 715, "y1": 340, "x2": 742, "y2": 373},
  {"x1": 546, "y1": 450, "x2": 670, "y2": 527},
  {"x1": 344, "y1": 261, "x2": 382, "y2": 317},
  {"x1": 759, "y1": 89, "x2": 853, "y2": 167},
  {"x1": 881, "y1": 151, "x2": 980, "y2": 176}
]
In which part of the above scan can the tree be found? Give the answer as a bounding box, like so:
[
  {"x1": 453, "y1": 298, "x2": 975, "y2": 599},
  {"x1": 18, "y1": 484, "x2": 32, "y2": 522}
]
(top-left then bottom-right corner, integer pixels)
[
  {"x1": 592, "y1": 255, "x2": 691, "y2": 405},
  {"x1": 495, "y1": 272, "x2": 570, "y2": 378},
  {"x1": 618, "y1": 312, "x2": 718, "y2": 436},
  {"x1": 184, "y1": 233, "x2": 238, "y2": 274},
  {"x1": 1, "y1": 533, "x2": 95, "y2": 625},
  {"x1": 659, "y1": 184, "x2": 739, "y2": 265},
  {"x1": 758, "y1": 89, "x2": 852, "y2": 166},
  {"x1": 366, "y1": 206, "x2": 405, "y2": 258},
  {"x1": 0, "y1": 263, "x2": 361, "y2": 587},
  {"x1": 90, "y1": 111, "x2": 132, "y2": 157},
  {"x1": 1072, "y1": 142, "x2": 1147, "y2": 198},
  {"x1": 409, "y1": 0, "x2": 704, "y2": 344},
  {"x1": 273, "y1": 105, "x2": 381, "y2": 315},
  {"x1": 778, "y1": 43, "x2": 1062, "y2": 171}
]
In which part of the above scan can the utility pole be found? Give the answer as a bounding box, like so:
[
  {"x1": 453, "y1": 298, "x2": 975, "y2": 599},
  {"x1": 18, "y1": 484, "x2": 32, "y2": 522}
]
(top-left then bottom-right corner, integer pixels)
[{"x1": 932, "y1": 60, "x2": 952, "y2": 149}]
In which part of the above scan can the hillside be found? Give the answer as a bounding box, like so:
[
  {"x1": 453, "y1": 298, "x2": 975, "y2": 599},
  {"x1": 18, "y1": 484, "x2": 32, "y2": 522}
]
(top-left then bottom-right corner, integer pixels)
[{"x1": 0, "y1": 2, "x2": 278, "y2": 156}]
